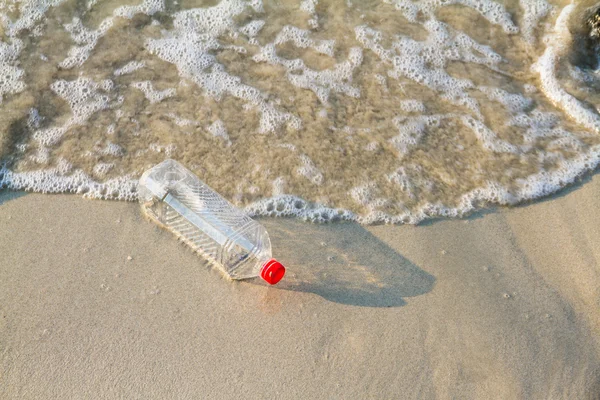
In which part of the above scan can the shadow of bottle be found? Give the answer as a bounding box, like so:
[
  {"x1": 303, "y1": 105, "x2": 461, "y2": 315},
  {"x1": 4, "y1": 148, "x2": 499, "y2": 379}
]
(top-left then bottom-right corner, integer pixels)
[{"x1": 252, "y1": 219, "x2": 436, "y2": 308}]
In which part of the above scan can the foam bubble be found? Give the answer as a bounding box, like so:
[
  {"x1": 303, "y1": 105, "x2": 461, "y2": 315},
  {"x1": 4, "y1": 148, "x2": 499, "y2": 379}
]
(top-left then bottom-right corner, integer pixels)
[
  {"x1": 253, "y1": 35, "x2": 362, "y2": 104},
  {"x1": 131, "y1": 81, "x2": 176, "y2": 104},
  {"x1": 244, "y1": 194, "x2": 354, "y2": 223},
  {"x1": 274, "y1": 26, "x2": 334, "y2": 56},
  {"x1": 519, "y1": 0, "x2": 553, "y2": 45},
  {"x1": 95, "y1": 141, "x2": 124, "y2": 157},
  {"x1": 390, "y1": 115, "x2": 442, "y2": 157},
  {"x1": 33, "y1": 77, "x2": 112, "y2": 146},
  {"x1": 239, "y1": 20, "x2": 265, "y2": 38},
  {"x1": 355, "y1": 20, "x2": 503, "y2": 117},
  {"x1": 93, "y1": 162, "x2": 114, "y2": 178},
  {"x1": 349, "y1": 183, "x2": 389, "y2": 216},
  {"x1": 0, "y1": 39, "x2": 25, "y2": 102},
  {"x1": 384, "y1": 0, "x2": 518, "y2": 34},
  {"x1": 0, "y1": 163, "x2": 138, "y2": 201},
  {"x1": 114, "y1": 0, "x2": 164, "y2": 19},
  {"x1": 208, "y1": 120, "x2": 231, "y2": 146},
  {"x1": 149, "y1": 143, "x2": 176, "y2": 157},
  {"x1": 2, "y1": 1, "x2": 600, "y2": 226},
  {"x1": 146, "y1": 2, "x2": 300, "y2": 134},
  {"x1": 300, "y1": 0, "x2": 317, "y2": 14},
  {"x1": 3, "y1": 0, "x2": 67, "y2": 37},
  {"x1": 114, "y1": 61, "x2": 145, "y2": 76},
  {"x1": 460, "y1": 115, "x2": 523, "y2": 154},
  {"x1": 297, "y1": 154, "x2": 323, "y2": 185},
  {"x1": 508, "y1": 109, "x2": 585, "y2": 147},
  {"x1": 532, "y1": 5, "x2": 600, "y2": 134},
  {"x1": 166, "y1": 113, "x2": 199, "y2": 128},
  {"x1": 60, "y1": 17, "x2": 114, "y2": 69},
  {"x1": 399, "y1": 99, "x2": 426, "y2": 113},
  {"x1": 386, "y1": 167, "x2": 414, "y2": 195},
  {"x1": 271, "y1": 176, "x2": 286, "y2": 196},
  {"x1": 480, "y1": 87, "x2": 533, "y2": 114},
  {"x1": 300, "y1": 0, "x2": 319, "y2": 29},
  {"x1": 365, "y1": 141, "x2": 379, "y2": 151}
]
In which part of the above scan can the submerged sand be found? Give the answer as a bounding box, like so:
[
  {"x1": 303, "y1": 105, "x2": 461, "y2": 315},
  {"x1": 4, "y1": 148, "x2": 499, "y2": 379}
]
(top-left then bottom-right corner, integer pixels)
[
  {"x1": 1, "y1": 176, "x2": 600, "y2": 398},
  {"x1": 5, "y1": 0, "x2": 600, "y2": 224}
]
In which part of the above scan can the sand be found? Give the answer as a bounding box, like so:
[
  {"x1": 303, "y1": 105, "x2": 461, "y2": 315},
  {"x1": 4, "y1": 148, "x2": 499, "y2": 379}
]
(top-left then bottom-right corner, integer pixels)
[{"x1": 1, "y1": 177, "x2": 600, "y2": 399}]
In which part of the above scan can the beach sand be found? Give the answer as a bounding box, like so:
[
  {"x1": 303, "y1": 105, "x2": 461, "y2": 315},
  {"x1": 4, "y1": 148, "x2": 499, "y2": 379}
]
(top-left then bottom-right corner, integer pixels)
[{"x1": 1, "y1": 177, "x2": 600, "y2": 399}]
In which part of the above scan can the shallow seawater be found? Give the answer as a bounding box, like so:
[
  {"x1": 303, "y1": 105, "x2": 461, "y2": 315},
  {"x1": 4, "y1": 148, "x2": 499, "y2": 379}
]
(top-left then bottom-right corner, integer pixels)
[{"x1": 0, "y1": 0, "x2": 600, "y2": 223}]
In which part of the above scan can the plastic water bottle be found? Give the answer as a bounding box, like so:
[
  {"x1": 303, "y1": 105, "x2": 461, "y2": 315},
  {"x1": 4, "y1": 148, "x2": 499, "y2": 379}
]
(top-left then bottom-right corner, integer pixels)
[{"x1": 138, "y1": 159, "x2": 286, "y2": 285}]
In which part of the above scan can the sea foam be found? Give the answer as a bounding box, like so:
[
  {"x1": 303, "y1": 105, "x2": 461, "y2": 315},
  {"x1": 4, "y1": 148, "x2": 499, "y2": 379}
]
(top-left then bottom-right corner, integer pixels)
[{"x1": 1, "y1": 0, "x2": 600, "y2": 225}]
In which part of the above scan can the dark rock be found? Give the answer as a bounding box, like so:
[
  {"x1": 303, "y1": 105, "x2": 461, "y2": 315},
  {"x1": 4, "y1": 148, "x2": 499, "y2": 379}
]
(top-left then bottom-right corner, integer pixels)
[{"x1": 588, "y1": 7, "x2": 600, "y2": 39}]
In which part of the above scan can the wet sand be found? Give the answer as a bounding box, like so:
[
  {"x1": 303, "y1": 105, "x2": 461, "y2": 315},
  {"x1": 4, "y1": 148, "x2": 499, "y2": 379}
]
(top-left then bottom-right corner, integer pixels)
[{"x1": 1, "y1": 176, "x2": 600, "y2": 398}]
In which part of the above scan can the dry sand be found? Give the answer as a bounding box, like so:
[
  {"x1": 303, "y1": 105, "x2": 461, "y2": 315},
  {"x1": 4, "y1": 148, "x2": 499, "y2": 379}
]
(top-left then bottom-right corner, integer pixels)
[{"x1": 1, "y1": 176, "x2": 600, "y2": 399}]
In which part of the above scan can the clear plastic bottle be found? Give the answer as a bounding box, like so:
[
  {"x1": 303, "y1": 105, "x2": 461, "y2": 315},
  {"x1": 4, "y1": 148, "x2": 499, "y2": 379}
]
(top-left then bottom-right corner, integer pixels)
[{"x1": 138, "y1": 159, "x2": 285, "y2": 285}]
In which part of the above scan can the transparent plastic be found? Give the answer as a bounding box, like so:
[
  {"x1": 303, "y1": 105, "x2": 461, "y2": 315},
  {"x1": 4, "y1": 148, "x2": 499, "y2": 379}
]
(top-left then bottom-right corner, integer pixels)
[{"x1": 138, "y1": 159, "x2": 285, "y2": 284}]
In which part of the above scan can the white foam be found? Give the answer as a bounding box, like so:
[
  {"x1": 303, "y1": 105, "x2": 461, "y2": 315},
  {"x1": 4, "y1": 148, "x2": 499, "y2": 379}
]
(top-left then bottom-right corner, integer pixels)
[
  {"x1": 532, "y1": 5, "x2": 600, "y2": 134},
  {"x1": 0, "y1": 39, "x2": 25, "y2": 102},
  {"x1": 300, "y1": 0, "x2": 319, "y2": 29},
  {"x1": 277, "y1": 143, "x2": 297, "y2": 152},
  {"x1": 297, "y1": 154, "x2": 323, "y2": 185},
  {"x1": 461, "y1": 115, "x2": 523, "y2": 153},
  {"x1": 149, "y1": 143, "x2": 176, "y2": 157},
  {"x1": 166, "y1": 113, "x2": 199, "y2": 127},
  {"x1": 399, "y1": 99, "x2": 425, "y2": 113},
  {"x1": 3, "y1": 0, "x2": 66, "y2": 37},
  {"x1": 355, "y1": 21, "x2": 503, "y2": 117},
  {"x1": 244, "y1": 194, "x2": 354, "y2": 223},
  {"x1": 114, "y1": 61, "x2": 145, "y2": 76},
  {"x1": 59, "y1": 0, "x2": 167, "y2": 70},
  {"x1": 208, "y1": 120, "x2": 231, "y2": 146},
  {"x1": 386, "y1": 166, "x2": 414, "y2": 195},
  {"x1": 349, "y1": 183, "x2": 389, "y2": 214},
  {"x1": 253, "y1": 31, "x2": 362, "y2": 103},
  {"x1": 480, "y1": 87, "x2": 533, "y2": 113},
  {"x1": 5, "y1": 136, "x2": 600, "y2": 224},
  {"x1": 384, "y1": 0, "x2": 518, "y2": 34},
  {"x1": 365, "y1": 141, "x2": 379, "y2": 151},
  {"x1": 86, "y1": 0, "x2": 99, "y2": 10},
  {"x1": 27, "y1": 108, "x2": 42, "y2": 130},
  {"x1": 30, "y1": 146, "x2": 50, "y2": 164},
  {"x1": 146, "y1": 1, "x2": 300, "y2": 134},
  {"x1": 519, "y1": 0, "x2": 553, "y2": 45},
  {"x1": 60, "y1": 17, "x2": 114, "y2": 69},
  {"x1": 363, "y1": 141, "x2": 600, "y2": 223},
  {"x1": 33, "y1": 77, "x2": 112, "y2": 146},
  {"x1": 239, "y1": 20, "x2": 265, "y2": 38},
  {"x1": 56, "y1": 158, "x2": 73, "y2": 175},
  {"x1": 271, "y1": 176, "x2": 286, "y2": 196},
  {"x1": 131, "y1": 81, "x2": 176, "y2": 103},
  {"x1": 95, "y1": 141, "x2": 124, "y2": 156},
  {"x1": 508, "y1": 109, "x2": 585, "y2": 148},
  {"x1": 3, "y1": 0, "x2": 600, "y2": 227},
  {"x1": 390, "y1": 115, "x2": 442, "y2": 157},
  {"x1": 0, "y1": 163, "x2": 138, "y2": 201},
  {"x1": 114, "y1": 0, "x2": 164, "y2": 19},
  {"x1": 93, "y1": 162, "x2": 114, "y2": 178},
  {"x1": 274, "y1": 26, "x2": 334, "y2": 56}
]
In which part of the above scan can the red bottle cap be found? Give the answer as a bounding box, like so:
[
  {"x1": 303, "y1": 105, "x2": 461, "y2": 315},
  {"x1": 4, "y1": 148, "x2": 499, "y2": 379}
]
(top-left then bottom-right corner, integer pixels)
[{"x1": 261, "y1": 259, "x2": 285, "y2": 285}]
